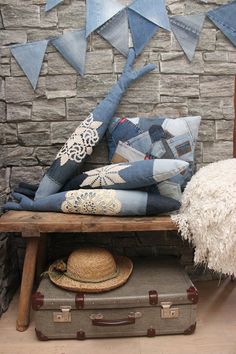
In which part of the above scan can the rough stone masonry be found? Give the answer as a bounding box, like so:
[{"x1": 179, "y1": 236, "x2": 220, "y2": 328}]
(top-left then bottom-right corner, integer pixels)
[{"x1": 0, "y1": 0, "x2": 235, "y2": 314}]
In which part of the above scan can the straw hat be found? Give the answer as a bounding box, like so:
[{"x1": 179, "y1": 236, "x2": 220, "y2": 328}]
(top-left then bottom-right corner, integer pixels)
[{"x1": 48, "y1": 247, "x2": 133, "y2": 293}]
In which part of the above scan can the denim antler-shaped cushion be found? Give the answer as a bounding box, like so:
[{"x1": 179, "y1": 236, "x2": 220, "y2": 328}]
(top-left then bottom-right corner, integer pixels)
[{"x1": 34, "y1": 48, "x2": 156, "y2": 200}]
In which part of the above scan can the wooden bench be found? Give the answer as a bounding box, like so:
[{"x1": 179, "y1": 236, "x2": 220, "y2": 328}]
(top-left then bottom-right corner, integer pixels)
[{"x1": 0, "y1": 210, "x2": 177, "y2": 331}]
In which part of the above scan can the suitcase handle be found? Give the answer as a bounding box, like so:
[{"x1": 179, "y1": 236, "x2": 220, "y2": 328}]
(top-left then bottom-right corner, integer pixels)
[{"x1": 92, "y1": 317, "x2": 135, "y2": 326}]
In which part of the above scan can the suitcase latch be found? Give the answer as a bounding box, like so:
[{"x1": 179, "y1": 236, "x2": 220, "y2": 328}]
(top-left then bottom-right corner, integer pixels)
[
  {"x1": 160, "y1": 302, "x2": 179, "y2": 319},
  {"x1": 53, "y1": 306, "x2": 72, "y2": 323}
]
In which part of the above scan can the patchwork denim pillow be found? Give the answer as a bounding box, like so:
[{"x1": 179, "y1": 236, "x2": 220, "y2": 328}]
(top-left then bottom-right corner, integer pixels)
[
  {"x1": 62, "y1": 159, "x2": 189, "y2": 191},
  {"x1": 107, "y1": 115, "x2": 201, "y2": 200},
  {"x1": 4, "y1": 189, "x2": 181, "y2": 216}
]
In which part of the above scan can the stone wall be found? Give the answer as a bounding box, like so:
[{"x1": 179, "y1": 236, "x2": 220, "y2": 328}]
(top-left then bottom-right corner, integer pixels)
[{"x1": 0, "y1": 0, "x2": 235, "y2": 314}]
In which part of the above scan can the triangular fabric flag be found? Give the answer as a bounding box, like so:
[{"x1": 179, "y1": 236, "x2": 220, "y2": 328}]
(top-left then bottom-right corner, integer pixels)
[
  {"x1": 10, "y1": 40, "x2": 48, "y2": 90},
  {"x1": 128, "y1": 8, "x2": 159, "y2": 56},
  {"x1": 129, "y1": 0, "x2": 170, "y2": 31},
  {"x1": 170, "y1": 14, "x2": 205, "y2": 61},
  {"x1": 50, "y1": 29, "x2": 87, "y2": 75},
  {"x1": 86, "y1": 0, "x2": 126, "y2": 37},
  {"x1": 45, "y1": 0, "x2": 63, "y2": 12},
  {"x1": 97, "y1": 9, "x2": 129, "y2": 57},
  {"x1": 207, "y1": 1, "x2": 236, "y2": 47}
]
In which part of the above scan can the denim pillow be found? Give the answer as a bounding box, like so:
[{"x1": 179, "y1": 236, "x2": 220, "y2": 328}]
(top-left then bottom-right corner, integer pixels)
[
  {"x1": 4, "y1": 189, "x2": 181, "y2": 216},
  {"x1": 107, "y1": 115, "x2": 201, "y2": 200},
  {"x1": 62, "y1": 159, "x2": 189, "y2": 191}
]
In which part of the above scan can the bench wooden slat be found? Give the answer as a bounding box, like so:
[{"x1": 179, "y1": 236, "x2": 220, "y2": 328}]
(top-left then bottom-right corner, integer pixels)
[{"x1": 0, "y1": 211, "x2": 177, "y2": 234}]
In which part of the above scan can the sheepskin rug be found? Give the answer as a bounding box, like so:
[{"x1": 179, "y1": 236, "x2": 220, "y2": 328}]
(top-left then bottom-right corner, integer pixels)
[{"x1": 172, "y1": 158, "x2": 236, "y2": 275}]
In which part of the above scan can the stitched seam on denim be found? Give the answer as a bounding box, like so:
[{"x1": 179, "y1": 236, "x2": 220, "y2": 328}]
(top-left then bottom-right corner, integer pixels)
[
  {"x1": 97, "y1": 9, "x2": 125, "y2": 33},
  {"x1": 46, "y1": 173, "x2": 63, "y2": 187},
  {"x1": 209, "y1": 14, "x2": 236, "y2": 33},
  {"x1": 182, "y1": 119, "x2": 195, "y2": 144},
  {"x1": 170, "y1": 19, "x2": 200, "y2": 35},
  {"x1": 113, "y1": 120, "x2": 142, "y2": 142},
  {"x1": 153, "y1": 169, "x2": 180, "y2": 179}
]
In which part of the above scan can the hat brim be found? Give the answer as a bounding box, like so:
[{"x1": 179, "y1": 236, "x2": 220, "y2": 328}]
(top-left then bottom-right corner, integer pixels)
[{"x1": 48, "y1": 256, "x2": 133, "y2": 293}]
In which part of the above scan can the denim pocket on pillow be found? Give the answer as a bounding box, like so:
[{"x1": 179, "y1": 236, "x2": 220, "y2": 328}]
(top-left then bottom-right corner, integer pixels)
[
  {"x1": 107, "y1": 117, "x2": 142, "y2": 161},
  {"x1": 111, "y1": 141, "x2": 146, "y2": 163}
]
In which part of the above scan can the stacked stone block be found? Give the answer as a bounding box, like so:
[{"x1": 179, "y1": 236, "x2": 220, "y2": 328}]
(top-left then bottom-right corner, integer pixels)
[{"x1": 0, "y1": 0, "x2": 235, "y2": 314}]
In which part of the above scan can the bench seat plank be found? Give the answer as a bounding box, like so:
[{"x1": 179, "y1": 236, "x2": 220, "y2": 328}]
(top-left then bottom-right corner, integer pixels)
[{"x1": 0, "y1": 211, "x2": 177, "y2": 234}]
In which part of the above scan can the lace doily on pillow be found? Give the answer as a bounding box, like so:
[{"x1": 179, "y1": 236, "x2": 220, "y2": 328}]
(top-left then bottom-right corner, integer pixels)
[
  {"x1": 56, "y1": 113, "x2": 103, "y2": 166},
  {"x1": 61, "y1": 190, "x2": 122, "y2": 215}
]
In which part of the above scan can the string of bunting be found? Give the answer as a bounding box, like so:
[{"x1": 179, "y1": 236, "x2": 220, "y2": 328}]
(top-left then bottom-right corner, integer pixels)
[{"x1": 9, "y1": 0, "x2": 236, "y2": 90}]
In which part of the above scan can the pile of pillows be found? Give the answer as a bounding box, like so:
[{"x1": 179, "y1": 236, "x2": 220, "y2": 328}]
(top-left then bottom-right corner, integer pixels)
[
  {"x1": 7, "y1": 115, "x2": 201, "y2": 217},
  {"x1": 106, "y1": 115, "x2": 201, "y2": 202}
]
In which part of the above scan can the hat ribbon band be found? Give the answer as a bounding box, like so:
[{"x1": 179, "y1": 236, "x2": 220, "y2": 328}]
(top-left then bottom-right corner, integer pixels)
[
  {"x1": 49, "y1": 266, "x2": 121, "y2": 284},
  {"x1": 64, "y1": 266, "x2": 120, "y2": 283}
]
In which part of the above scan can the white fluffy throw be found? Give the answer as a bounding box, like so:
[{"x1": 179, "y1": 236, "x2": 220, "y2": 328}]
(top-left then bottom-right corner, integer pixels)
[{"x1": 172, "y1": 159, "x2": 236, "y2": 275}]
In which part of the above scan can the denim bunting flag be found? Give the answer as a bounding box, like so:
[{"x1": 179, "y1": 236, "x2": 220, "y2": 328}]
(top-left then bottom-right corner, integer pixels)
[
  {"x1": 207, "y1": 1, "x2": 236, "y2": 47},
  {"x1": 128, "y1": 8, "x2": 159, "y2": 56},
  {"x1": 45, "y1": 0, "x2": 63, "y2": 12},
  {"x1": 86, "y1": 0, "x2": 126, "y2": 37},
  {"x1": 170, "y1": 14, "x2": 205, "y2": 61},
  {"x1": 10, "y1": 40, "x2": 48, "y2": 90},
  {"x1": 50, "y1": 29, "x2": 87, "y2": 76},
  {"x1": 129, "y1": 0, "x2": 170, "y2": 31},
  {"x1": 97, "y1": 9, "x2": 129, "y2": 57}
]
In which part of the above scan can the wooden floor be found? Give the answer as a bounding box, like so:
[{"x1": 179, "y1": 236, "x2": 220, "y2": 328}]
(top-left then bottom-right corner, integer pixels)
[{"x1": 1, "y1": 279, "x2": 236, "y2": 354}]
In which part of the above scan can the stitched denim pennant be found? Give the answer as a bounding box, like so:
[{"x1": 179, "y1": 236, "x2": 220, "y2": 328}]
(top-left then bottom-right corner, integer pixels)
[
  {"x1": 128, "y1": 8, "x2": 159, "y2": 56},
  {"x1": 170, "y1": 14, "x2": 205, "y2": 61},
  {"x1": 45, "y1": 0, "x2": 63, "y2": 12},
  {"x1": 207, "y1": 1, "x2": 236, "y2": 47},
  {"x1": 50, "y1": 29, "x2": 87, "y2": 76},
  {"x1": 97, "y1": 9, "x2": 129, "y2": 57},
  {"x1": 129, "y1": 0, "x2": 170, "y2": 31},
  {"x1": 86, "y1": 0, "x2": 126, "y2": 37},
  {"x1": 10, "y1": 40, "x2": 48, "y2": 90}
]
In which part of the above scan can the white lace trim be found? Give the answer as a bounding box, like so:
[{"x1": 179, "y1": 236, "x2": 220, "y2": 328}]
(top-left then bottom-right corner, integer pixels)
[
  {"x1": 56, "y1": 113, "x2": 103, "y2": 166},
  {"x1": 80, "y1": 164, "x2": 130, "y2": 188},
  {"x1": 61, "y1": 190, "x2": 122, "y2": 215}
]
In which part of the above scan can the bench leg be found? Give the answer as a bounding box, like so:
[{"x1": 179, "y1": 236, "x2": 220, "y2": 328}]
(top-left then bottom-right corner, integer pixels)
[
  {"x1": 36, "y1": 233, "x2": 48, "y2": 282},
  {"x1": 16, "y1": 237, "x2": 39, "y2": 332}
]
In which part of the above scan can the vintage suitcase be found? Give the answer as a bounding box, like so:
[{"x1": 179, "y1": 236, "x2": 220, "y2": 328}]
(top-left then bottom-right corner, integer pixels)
[{"x1": 32, "y1": 256, "x2": 198, "y2": 340}]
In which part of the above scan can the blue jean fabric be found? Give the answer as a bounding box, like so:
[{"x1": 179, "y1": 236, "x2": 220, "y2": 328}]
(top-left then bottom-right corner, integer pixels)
[
  {"x1": 34, "y1": 49, "x2": 155, "y2": 200},
  {"x1": 4, "y1": 189, "x2": 180, "y2": 216},
  {"x1": 207, "y1": 1, "x2": 236, "y2": 47},
  {"x1": 170, "y1": 14, "x2": 205, "y2": 61},
  {"x1": 108, "y1": 116, "x2": 201, "y2": 163},
  {"x1": 107, "y1": 118, "x2": 142, "y2": 160},
  {"x1": 107, "y1": 115, "x2": 201, "y2": 199},
  {"x1": 129, "y1": 0, "x2": 170, "y2": 31},
  {"x1": 10, "y1": 40, "x2": 49, "y2": 90},
  {"x1": 128, "y1": 8, "x2": 159, "y2": 56},
  {"x1": 61, "y1": 159, "x2": 189, "y2": 191},
  {"x1": 45, "y1": 0, "x2": 63, "y2": 12},
  {"x1": 97, "y1": 9, "x2": 129, "y2": 56},
  {"x1": 50, "y1": 29, "x2": 87, "y2": 76},
  {"x1": 86, "y1": 0, "x2": 126, "y2": 37}
]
